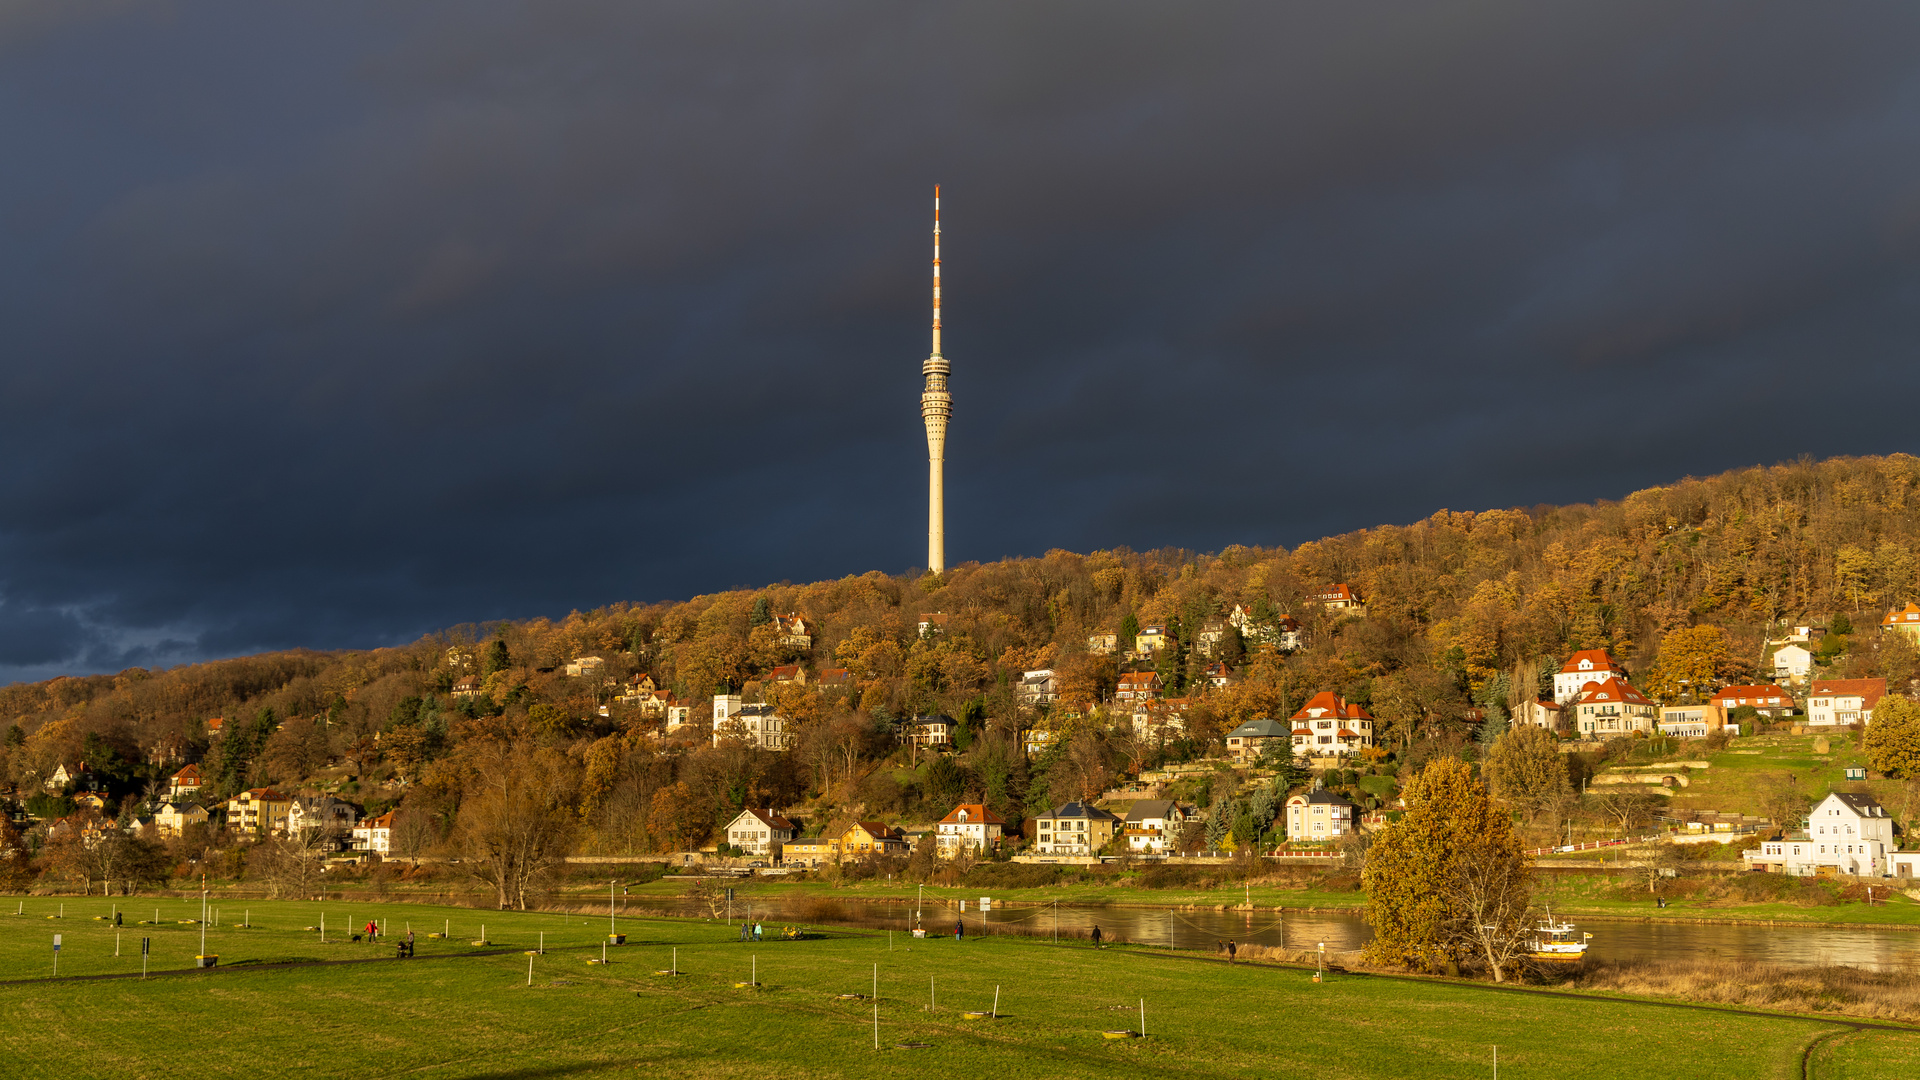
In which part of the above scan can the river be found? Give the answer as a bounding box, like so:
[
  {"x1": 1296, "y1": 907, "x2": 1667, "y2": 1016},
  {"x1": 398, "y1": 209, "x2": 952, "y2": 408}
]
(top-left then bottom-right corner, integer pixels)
[{"x1": 616, "y1": 894, "x2": 1920, "y2": 972}]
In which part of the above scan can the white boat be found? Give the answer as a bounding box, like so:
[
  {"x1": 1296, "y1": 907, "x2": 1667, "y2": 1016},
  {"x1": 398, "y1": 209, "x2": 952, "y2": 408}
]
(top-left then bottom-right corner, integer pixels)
[{"x1": 1528, "y1": 908, "x2": 1590, "y2": 964}]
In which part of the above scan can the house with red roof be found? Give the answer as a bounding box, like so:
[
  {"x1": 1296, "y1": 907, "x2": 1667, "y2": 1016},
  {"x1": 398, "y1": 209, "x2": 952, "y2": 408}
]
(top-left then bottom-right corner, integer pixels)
[
  {"x1": 935, "y1": 803, "x2": 1007, "y2": 857},
  {"x1": 1313, "y1": 584, "x2": 1365, "y2": 613},
  {"x1": 1709, "y1": 685, "x2": 1797, "y2": 719},
  {"x1": 1882, "y1": 603, "x2": 1920, "y2": 642},
  {"x1": 1573, "y1": 677, "x2": 1658, "y2": 738},
  {"x1": 1116, "y1": 670, "x2": 1163, "y2": 703},
  {"x1": 1289, "y1": 691, "x2": 1376, "y2": 757},
  {"x1": 168, "y1": 763, "x2": 203, "y2": 799},
  {"x1": 1554, "y1": 649, "x2": 1627, "y2": 704},
  {"x1": 1808, "y1": 679, "x2": 1886, "y2": 727}
]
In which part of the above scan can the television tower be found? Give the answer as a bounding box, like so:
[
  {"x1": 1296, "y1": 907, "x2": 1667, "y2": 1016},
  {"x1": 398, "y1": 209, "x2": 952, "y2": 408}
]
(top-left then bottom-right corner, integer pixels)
[{"x1": 920, "y1": 185, "x2": 950, "y2": 574}]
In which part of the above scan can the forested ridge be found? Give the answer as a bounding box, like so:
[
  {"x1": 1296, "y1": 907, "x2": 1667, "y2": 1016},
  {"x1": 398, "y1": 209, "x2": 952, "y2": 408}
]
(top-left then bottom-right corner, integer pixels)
[{"x1": 6, "y1": 453, "x2": 1920, "y2": 871}]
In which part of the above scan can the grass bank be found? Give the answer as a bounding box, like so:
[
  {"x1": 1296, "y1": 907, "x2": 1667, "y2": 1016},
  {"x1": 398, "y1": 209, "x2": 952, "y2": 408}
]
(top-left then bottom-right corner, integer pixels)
[{"x1": 1, "y1": 897, "x2": 1907, "y2": 1079}]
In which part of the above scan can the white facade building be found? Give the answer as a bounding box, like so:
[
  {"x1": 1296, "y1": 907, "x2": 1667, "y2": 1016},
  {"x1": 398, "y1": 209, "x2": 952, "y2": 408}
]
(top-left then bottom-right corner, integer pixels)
[
  {"x1": 1554, "y1": 649, "x2": 1626, "y2": 705},
  {"x1": 1807, "y1": 679, "x2": 1886, "y2": 727},
  {"x1": 1745, "y1": 792, "x2": 1896, "y2": 877}
]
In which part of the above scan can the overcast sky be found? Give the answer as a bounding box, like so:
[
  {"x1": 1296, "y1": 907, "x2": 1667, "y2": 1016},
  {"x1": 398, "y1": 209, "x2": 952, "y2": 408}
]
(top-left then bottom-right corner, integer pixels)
[{"x1": 3, "y1": 2, "x2": 1919, "y2": 682}]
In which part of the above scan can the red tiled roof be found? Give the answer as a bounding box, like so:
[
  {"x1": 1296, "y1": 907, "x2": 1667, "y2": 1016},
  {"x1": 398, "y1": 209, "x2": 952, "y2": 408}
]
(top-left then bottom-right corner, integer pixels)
[
  {"x1": 743, "y1": 807, "x2": 795, "y2": 830},
  {"x1": 939, "y1": 803, "x2": 1007, "y2": 825},
  {"x1": 1291, "y1": 690, "x2": 1374, "y2": 722},
  {"x1": 1576, "y1": 677, "x2": 1653, "y2": 707},
  {"x1": 1811, "y1": 679, "x2": 1888, "y2": 708},
  {"x1": 1560, "y1": 649, "x2": 1623, "y2": 675},
  {"x1": 1118, "y1": 672, "x2": 1160, "y2": 688},
  {"x1": 1314, "y1": 584, "x2": 1359, "y2": 603},
  {"x1": 1883, "y1": 603, "x2": 1920, "y2": 626}
]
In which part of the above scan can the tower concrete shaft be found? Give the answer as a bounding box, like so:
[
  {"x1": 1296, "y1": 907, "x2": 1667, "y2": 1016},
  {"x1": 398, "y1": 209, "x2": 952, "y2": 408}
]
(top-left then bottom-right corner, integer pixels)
[{"x1": 920, "y1": 185, "x2": 949, "y2": 574}]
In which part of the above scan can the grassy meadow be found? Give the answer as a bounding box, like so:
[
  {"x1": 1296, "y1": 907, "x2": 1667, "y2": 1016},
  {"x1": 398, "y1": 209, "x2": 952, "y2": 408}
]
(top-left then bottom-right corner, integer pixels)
[{"x1": 0, "y1": 896, "x2": 1912, "y2": 1079}]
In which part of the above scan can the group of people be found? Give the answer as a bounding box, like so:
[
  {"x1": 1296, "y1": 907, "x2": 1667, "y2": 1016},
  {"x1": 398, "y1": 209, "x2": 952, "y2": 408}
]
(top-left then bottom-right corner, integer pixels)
[
  {"x1": 1216, "y1": 939, "x2": 1238, "y2": 964},
  {"x1": 738, "y1": 922, "x2": 765, "y2": 941}
]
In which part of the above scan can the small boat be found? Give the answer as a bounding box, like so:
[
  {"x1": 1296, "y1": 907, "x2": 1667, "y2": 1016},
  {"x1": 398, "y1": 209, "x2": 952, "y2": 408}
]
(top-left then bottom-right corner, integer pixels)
[{"x1": 1528, "y1": 908, "x2": 1590, "y2": 964}]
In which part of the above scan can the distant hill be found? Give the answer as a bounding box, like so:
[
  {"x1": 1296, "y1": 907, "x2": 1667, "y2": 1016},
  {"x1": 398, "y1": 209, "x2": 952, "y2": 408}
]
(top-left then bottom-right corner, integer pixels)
[{"x1": 7, "y1": 452, "x2": 1920, "y2": 849}]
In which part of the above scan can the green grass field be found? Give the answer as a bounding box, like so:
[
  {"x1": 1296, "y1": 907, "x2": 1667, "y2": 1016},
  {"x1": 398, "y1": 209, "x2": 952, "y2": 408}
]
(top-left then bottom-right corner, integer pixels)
[{"x1": 1, "y1": 897, "x2": 1911, "y2": 1079}]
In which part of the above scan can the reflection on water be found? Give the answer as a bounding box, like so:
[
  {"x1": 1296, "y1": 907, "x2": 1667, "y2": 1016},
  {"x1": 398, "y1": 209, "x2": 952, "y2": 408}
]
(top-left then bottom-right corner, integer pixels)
[{"x1": 622, "y1": 894, "x2": 1920, "y2": 971}]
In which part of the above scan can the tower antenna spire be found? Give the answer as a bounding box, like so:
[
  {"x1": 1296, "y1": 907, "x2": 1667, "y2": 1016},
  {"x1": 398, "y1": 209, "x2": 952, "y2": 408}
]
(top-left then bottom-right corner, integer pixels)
[{"x1": 920, "y1": 185, "x2": 950, "y2": 575}]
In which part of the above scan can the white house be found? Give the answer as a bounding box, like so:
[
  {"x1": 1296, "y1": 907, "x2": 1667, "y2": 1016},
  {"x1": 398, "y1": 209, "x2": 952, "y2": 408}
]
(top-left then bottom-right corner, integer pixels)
[
  {"x1": 935, "y1": 803, "x2": 1006, "y2": 857},
  {"x1": 1285, "y1": 788, "x2": 1358, "y2": 843},
  {"x1": 287, "y1": 796, "x2": 359, "y2": 840},
  {"x1": 1512, "y1": 698, "x2": 1564, "y2": 731},
  {"x1": 1289, "y1": 692, "x2": 1376, "y2": 757},
  {"x1": 564, "y1": 655, "x2": 605, "y2": 678},
  {"x1": 712, "y1": 695, "x2": 793, "y2": 750},
  {"x1": 1122, "y1": 799, "x2": 1191, "y2": 854},
  {"x1": 1807, "y1": 679, "x2": 1886, "y2": 727},
  {"x1": 723, "y1": 808, "x2": 795, "y2": 857},
  {"x1": 1772, "y1": 645, "x2": 1812, "y2": 686},
  {"x1": 167, "y1": 764, "x2": 204, "y2": 799},
  {"x1": 1016, "y1": 669, "x2": 1058, "y2": 708},
  {"x1": 1744, "y1": 792, "x2": 1897, "y2": 877},
  {"x1": 1554, "y1": 649, "x2": 1626, "y2": 704},
  {"x1": 351, "y1": 810, "x2": 394, "y2": 856}
]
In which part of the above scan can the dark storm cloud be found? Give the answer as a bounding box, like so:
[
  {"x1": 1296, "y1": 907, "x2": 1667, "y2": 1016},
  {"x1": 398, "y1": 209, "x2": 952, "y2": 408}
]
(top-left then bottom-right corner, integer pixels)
[{"x1": 2, "y1": 1, "x2": 1919, "y2": 680}]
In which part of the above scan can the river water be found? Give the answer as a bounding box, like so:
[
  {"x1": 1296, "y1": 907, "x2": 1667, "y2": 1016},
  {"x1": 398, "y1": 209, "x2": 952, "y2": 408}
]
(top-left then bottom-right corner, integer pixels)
[{"x1": 619, "y1": 895, "x2": 1920, "y2": 972}]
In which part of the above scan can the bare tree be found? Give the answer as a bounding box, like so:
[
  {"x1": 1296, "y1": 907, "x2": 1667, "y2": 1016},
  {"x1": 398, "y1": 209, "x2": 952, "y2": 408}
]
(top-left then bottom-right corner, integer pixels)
[
  {"x1": 1442, "y1": 837, "x2": 1535, "y2": 984},
  {"x1": 456, "y1": 743, "x2": 579, "y2": 910},
  {"x1": 1587, "y1": 789, "x2": 1658, "y2": 836},
  {"x1": 389, "y1": 806, "x2": 438, "y2": 866},
  {"x1": 248, "y1": 830, "x2": 332, "y2": 900}
]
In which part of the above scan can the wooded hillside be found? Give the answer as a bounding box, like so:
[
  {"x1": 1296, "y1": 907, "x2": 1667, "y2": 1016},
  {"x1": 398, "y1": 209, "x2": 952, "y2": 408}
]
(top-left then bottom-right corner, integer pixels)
[{"x1": 6, "y1": 453, "x2": 1920, "y2": 860}]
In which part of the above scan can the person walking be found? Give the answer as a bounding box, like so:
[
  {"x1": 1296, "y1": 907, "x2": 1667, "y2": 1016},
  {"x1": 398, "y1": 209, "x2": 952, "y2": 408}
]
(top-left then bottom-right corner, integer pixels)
[
  {"x1": 1090, "y1": 925, "x2": 1102, "y2": 947},
  {"x1": 1227, "y1": 939, "x2": 1237, "y2": 965},
  {"x1": 954, "y1": 918, "x2": 964, "y2": 941},
  {"x1": 740, "y1": 922, "x2": 750, "y2": 942},
  {"x1": 753, "y1": 921, "x2": 763, "y2": 941}
]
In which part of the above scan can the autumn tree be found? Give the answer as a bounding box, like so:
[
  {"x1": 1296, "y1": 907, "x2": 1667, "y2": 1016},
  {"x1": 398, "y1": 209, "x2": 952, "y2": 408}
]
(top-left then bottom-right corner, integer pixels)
[
  {"x1": 1864, "y1": 694, "x2": 1920, "y2": 778},
  {"x1": 1362, "y1": 758, "x2": 1531, "y2": 980},
  {"x1": 647, "y1": 781, "x2": 710, "y2": 852},
  {"x1": 1643, "y1": 626, "x2": 1730, "y2": 703},
  {"x1": 1482, "y1": 724, "x2": 1571, "y2": 825},
  {"x1": 455, "y1": 743, "x2": 578, "y2": 909}
]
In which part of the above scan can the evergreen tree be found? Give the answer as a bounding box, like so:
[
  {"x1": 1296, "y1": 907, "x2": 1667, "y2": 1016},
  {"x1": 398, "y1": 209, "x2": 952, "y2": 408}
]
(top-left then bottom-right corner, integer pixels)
[
  {"x1": 1119, "y1": 613, "x2": 1140, "y2": 651},
  {"x1": 483, "y1": 640, "x2": 511, "y2": 678},
  {"x1": 749, "y1": 596, "x2": 772, "y2": 627}
]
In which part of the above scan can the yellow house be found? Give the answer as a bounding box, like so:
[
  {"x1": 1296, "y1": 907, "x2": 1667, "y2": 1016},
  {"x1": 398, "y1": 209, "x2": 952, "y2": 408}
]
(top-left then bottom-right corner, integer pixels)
[
  {"x1": 225, "y1": 788, "x2": 293, "y2": 836},
  {"x1": 782, "y1": 835, "x2": 839, "y2": 867},
  {"x1": 781, "y1": 821, "x2": 908, "y2": 867},
  {"x1": 1883, "y1": 603, "x2": 1920, "y2": 641},
  {"x1": 841, "y1": 821, "x2": 908, "y2": 857}
]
